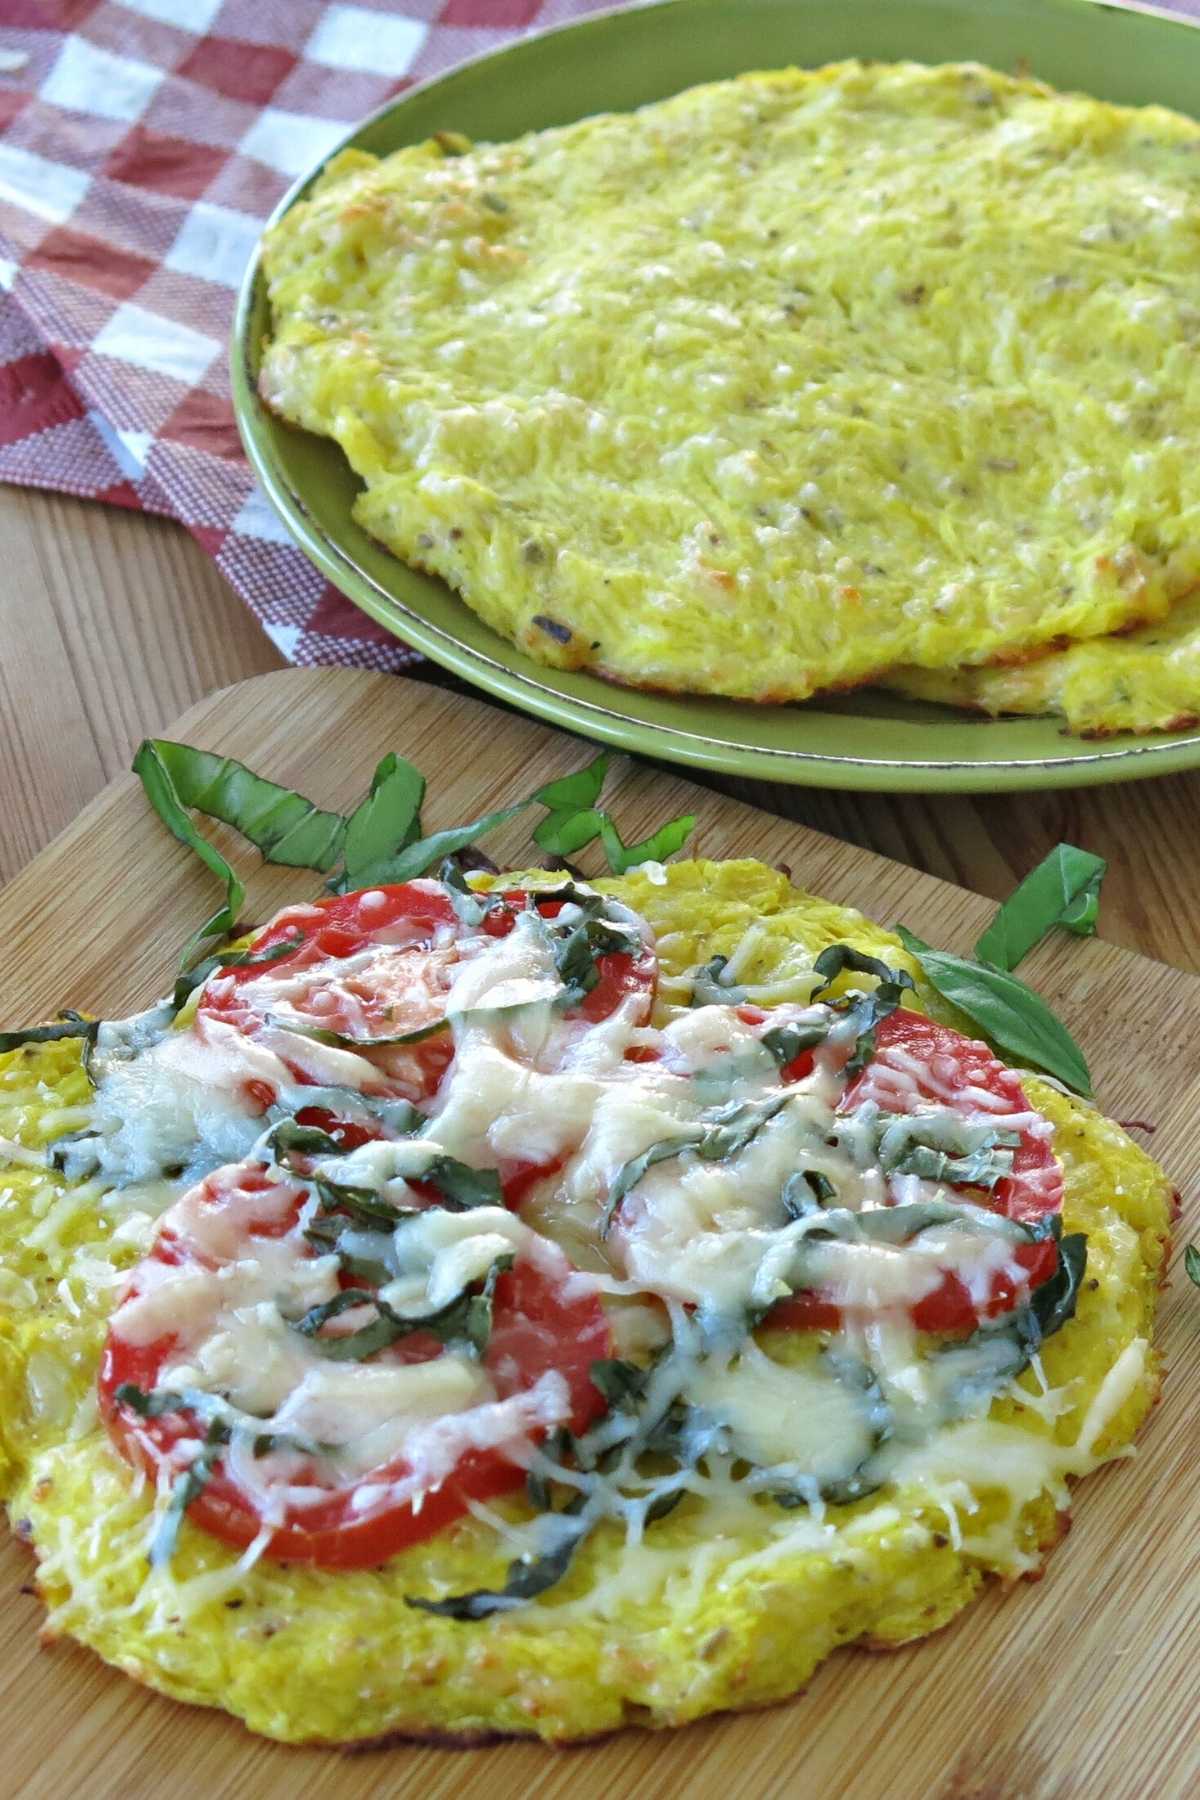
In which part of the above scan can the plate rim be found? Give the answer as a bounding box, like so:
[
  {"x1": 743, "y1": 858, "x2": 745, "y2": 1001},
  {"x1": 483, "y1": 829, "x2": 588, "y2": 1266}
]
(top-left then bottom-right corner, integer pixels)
[{"x1": 231, "y1": 0, "x2": 1200, "y2": 795}]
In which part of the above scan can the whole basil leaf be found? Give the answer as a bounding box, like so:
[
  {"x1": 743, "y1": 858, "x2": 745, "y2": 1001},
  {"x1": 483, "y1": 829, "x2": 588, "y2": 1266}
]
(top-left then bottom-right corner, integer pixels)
[
  {"x1": 973, "y1": 844, "x2": 1107, "y2": 972},
  {"x1": 1183, "y1": 1244, "x2": 1200, "y2": 1288},
  {"x1": 895, "y1": 926, "x2": 1092, "y2": 1097}
]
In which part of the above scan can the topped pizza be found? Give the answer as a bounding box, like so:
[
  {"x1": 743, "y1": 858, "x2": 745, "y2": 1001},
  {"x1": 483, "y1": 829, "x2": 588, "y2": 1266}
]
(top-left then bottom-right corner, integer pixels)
[{"x1": 0, "y1": 753, "x2": 1173, "y2": 1745}]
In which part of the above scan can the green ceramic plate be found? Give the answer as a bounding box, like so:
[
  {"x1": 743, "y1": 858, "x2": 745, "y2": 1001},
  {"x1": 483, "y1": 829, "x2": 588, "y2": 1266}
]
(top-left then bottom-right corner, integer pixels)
[{"x1": 232, "y1": 0, "x2": 1200, "y2": 793}]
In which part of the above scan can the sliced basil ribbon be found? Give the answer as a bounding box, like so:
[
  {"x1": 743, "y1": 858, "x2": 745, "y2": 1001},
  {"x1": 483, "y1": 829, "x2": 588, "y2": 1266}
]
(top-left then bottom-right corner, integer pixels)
[
  {"x1": 601, "y1": 1093, "x2": 793, "y2": 1236},
  {"x1": 0, "y1": 1010, "x2": 98, "y2": 1058}
]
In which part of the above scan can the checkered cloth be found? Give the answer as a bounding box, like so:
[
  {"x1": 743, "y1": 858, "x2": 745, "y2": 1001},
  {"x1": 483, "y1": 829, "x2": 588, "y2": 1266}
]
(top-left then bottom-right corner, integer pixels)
[
  {"x1": 1, "y1": 1, "x2": 1196, "y2": 673},
  {"x1": 0, "y1": 0, "x2": 620, "y2": 671}
]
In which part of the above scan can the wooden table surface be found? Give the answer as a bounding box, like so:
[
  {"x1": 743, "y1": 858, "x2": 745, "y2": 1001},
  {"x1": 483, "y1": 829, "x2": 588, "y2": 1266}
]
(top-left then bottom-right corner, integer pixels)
[{"x1": 3, "y1": 481, "x2": 1199, "y2": 974}]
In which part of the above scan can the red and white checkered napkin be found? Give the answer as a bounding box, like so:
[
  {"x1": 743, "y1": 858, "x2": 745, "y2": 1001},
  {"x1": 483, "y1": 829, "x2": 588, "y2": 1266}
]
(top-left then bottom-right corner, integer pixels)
[{"x1": 0, "y1": 0, "x2": 618, "y2": 672}]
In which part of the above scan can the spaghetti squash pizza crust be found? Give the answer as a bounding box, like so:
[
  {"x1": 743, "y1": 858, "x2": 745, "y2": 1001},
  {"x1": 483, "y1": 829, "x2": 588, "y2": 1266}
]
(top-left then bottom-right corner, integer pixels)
[
  {"x1": 0, "y1": 861, "x2": 1172, "y2": 1745},
  {"x1": 259, "y1": 61, "x2": 1200, "y2": 703}
]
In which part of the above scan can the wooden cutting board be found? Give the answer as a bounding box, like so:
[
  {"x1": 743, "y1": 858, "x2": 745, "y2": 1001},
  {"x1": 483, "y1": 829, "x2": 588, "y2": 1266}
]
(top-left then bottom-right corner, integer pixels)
[{"x1": 1, "y1": 669, "x2": 1197, "y2": 1800}]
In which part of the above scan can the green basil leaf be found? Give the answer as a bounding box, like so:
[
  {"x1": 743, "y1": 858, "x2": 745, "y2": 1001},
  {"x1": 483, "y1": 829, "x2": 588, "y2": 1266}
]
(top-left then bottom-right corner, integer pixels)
[
  {"x1": 597, "y1": 811, "x2": 696, "y2": 875},
  {"x1": 150, "y1": 1416, "x2": 226, "y2": 1567},
  {"x1": 267, "y1": 1118, "x2": 347, "y2": 1163},
  {"x1": 533, "y1": 752, "x2": 609, "y2": 813},
  {"x1": 533, "y1": 806, "x2": 606, "y2": 857},
  {"x1": 292, "y1": 1288, "x2": 378, "y2": 1336},
  {"x1": 270, "y1": 1013, "x2": 450, "y2": 1050},
  {"x1": 336, "y1": 753, "x2": 426, "y2": 889},
  {"x1": 689, "y1": 955, "x2": 746, "y2": 1007},
  {"x1": 1010, "y1": 1233, "x2": 1088, "y2": 1362},
  {"x1": 0, "y1": 1011, "x2": 99, "y2": 1056},
  {"x1": 406, "y1": 1505, "x2": 591, "y2": 1620},
  {"x1": 306, "y1": 1307, "x2": 405, "y2": 1363},
  {"x1": 303, "y1": 1214, "x2": 395, "y2": 1285},
  {"x1": 421, "y1": 1156, "x2": 503, "y2": 1211},
  {"x1": 973, "y1": 844, "x2": 1108, "y2": 972},
  {"x1": 761, "y1": 1019, "x2": 828, "y2": 1067},
  {"x1": 895, "y1": 926, "x2": 1093, "y2": 1097},
  {"x1": 1184, "y1": 1244, "x2": 1200, "y2": 1288},
  {"x1": 115, "y1": 1381, "x2": 191, "y2": 1419},
  {"x1": 360, "y1": 801, "x2": 531, "y2": 886},
  {"x1": 812, "y1": 943, "x2": 913, "y2": 996},
  {"x1": 589, "y1": 1358, "x2": 648, "y2": 1408},
  {"x1": 438, "y1": 858, "x2": 505, "y2": 927},
  {"x1": 133, "y1": 740, "x2": 346, "y2": 965},
  {"x1": 600, "y1": 1136, "x2": 696, "y2": 1237},
  {"x1": 173, "y1": 931, "x2": 305, "y2": 1012},
  {"x1": 602, "y1": 1096, "x2": 791, "y2": 1235},
  {"x1": 781, "y1": 1170, "x2": 836, "y2": 1218},
  {"x1": 315, "y1": 1178, "x2": 417, "y2": 1228}
]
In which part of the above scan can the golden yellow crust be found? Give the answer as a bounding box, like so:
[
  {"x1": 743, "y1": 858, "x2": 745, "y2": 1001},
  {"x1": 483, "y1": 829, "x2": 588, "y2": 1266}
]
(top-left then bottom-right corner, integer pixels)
[
  {"x1": 0, "y1": 861, "x2": 1173, "y2": 1743},
  {"x1": 259, "y1": 62, "x2": 1200, "y2": 702},
  {"x1": 884, "y1": 592, "x2": 1200, "y2": 737}
]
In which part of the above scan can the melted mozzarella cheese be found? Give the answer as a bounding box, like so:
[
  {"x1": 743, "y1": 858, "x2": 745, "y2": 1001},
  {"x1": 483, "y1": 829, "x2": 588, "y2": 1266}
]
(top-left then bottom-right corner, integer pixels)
[{"x1": 684, "y1": 1343, "x2": 878, "y2": 1477}]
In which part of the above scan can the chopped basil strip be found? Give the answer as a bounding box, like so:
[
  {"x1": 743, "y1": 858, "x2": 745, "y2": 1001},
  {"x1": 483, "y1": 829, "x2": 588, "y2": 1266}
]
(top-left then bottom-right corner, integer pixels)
[
  {"x1": 336, "y1": 752, "x2": 426, "y2": 890},
  {"x1": 973, "y1": 844, "x2": 1107, "y2": 973},
  {"x1": 761, "y1": 1019, "x2": 828, "y2": 1066},
  {"x1": 407, "y1": 1502, "x2": 591, "y2": 1621},
  {"x1": 172, "y1": 932, "x2": 304, "y2": 1012},
  {"x1": 1019, "y1": 1231, "x2": 1087, "y2": 1351},
  {"x1": 297, "y1": 1252, "x2": 513, "y2": 1361},
  {"x1": 315, "y1": 1178, "x2": 416, "y2": 1228},
  {"x1": 0, "y1": 1010, "x2": 99, "y2": 1057},
  {"x1": 812, "y1": 944, "x2": 911, "y2": 993},
  {"x1": 533, "y1": 752, "x2": 609, "y2": 814},
  {"x1": 597, "y1": 811, "x2": 696, "y2": 875},
  {"x1": 438, "y1": 857, "x2": 504, "y2": 927},
  {"x1": 132, "y1": 739, "x2": 345, "y2": 965},
  {"x1": 781, "y1": 1169, "x2": 836, "y2": 1217},
  {"x1": 895, "y1": 926, "x2": 1092, "y2": 1097},
  {"x1": 531, "y1": 749, "x2": 694, "y2": 872},
  {"x1": 601, "y1": 1094, "x2": 793, "y2": 1235},
  {"x1": 353, "y1": 801, "x2": 532, "y2": 889},
  {"x1": 114, "y1": 1383, "x2": 333, "y2": 1565},
  {"x1": 806, "y1": 944, "x2": 916, "y2": 1075},
  {"x1": 150, "y1": 1417, "x2": 225, "y2": 1567},
  {"x1": 689, "y1": 954, "x2": 746, "y2": 1007},
  {"x1": 270, "y1": 1013, "x2": 450, "y2": 1050},
  {"x1": 421, "y1": 1156, "x2": 504, "y2": 1211}
]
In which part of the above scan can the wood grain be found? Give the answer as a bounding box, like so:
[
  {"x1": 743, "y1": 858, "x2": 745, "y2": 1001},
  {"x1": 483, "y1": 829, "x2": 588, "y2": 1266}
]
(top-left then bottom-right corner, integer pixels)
[
  {"x1": 3, "y1": 485, "x2": 1200, "y2": 973},
  {"x1": 0, "y1": 668, "x2": 1196, "y2": 1800}
]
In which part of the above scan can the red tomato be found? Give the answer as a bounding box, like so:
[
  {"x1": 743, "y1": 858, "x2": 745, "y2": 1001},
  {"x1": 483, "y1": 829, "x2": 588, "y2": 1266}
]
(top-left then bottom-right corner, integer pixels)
[
  {"x1": 482, "y1": 890, "x2": 658, "y2": 1025},
  {"x1": 769, "y1": 1007, "x2": 1064, "y2": 1337},
  {"x1": 199, "y1": 883, "x2": 657, "y2": 1115},
  {"x1": 98, "y1": 1162, "x2": 612, "y2": 1570}
]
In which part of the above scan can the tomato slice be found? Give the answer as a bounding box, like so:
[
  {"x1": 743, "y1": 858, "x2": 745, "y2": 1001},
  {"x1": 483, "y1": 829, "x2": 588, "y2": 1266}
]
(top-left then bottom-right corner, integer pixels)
[
  {"x1": 768, "y1": 1007, "x2": 1064, "y2": 1337},
  {"x1": 198, "y1": 882, "x2": 657, "y2": 1120},
  {"x1": 99, "y1": 1162, "x2": 612, "y2": 1570}
]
